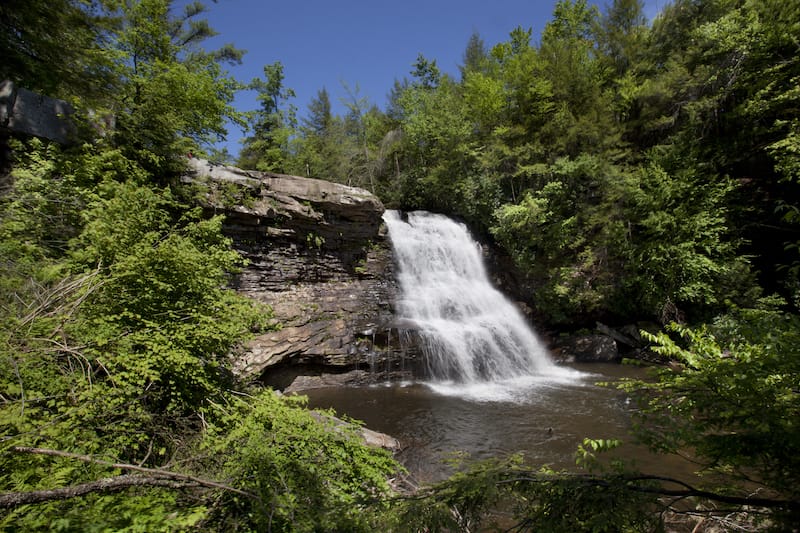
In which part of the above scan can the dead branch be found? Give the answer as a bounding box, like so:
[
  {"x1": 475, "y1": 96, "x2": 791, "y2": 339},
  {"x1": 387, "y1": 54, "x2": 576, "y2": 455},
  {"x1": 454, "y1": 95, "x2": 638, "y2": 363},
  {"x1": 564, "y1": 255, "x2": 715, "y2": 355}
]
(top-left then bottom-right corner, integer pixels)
[
  {"x1": 0, "y1": 475, "x2": 191, "y2": 509},
  {"x1": 494, "y1": 472, "x2": 799, "y2": 512},
  {"x1": 9, "y1": 446, "x2": 259, "y2": 502}
]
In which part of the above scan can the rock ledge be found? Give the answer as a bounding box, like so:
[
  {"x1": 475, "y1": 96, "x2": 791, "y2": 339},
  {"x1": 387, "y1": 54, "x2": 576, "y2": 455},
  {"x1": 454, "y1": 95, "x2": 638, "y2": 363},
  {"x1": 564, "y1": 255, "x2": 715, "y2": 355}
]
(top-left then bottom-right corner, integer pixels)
[{"x1": 182, "y1": 159, "x2": 406, "y2": 381}]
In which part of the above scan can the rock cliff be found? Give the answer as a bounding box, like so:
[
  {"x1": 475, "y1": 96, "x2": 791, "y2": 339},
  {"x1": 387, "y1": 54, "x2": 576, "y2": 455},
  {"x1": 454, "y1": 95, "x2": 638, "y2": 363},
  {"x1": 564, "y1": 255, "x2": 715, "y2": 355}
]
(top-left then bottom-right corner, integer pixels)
[
  {"x1": 0, "y1": 80, "x2": 75, "y2": 145},
  {"x1": 182, "y1": 159, "x2": 410, "y2": 384}
]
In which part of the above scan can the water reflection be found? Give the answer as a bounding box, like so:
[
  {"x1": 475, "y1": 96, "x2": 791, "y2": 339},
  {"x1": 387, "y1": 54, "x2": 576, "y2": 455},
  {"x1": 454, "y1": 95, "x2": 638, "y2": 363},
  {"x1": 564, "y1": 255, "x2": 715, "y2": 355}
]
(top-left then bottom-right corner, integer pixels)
[{"x1": 302, "y1": 363, "x2": 694, "y2": 483}]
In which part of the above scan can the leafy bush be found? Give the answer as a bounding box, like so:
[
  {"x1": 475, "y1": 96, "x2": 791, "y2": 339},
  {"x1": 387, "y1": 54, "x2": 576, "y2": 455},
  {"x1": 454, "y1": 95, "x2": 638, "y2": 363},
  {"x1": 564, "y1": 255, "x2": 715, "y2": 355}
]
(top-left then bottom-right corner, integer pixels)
[
  {"x1": 629, "y1": 300, "x2": 800, "y2": 505},
  {"x1": 198, "y1": 391, "x2": 399, "y2": 532}
]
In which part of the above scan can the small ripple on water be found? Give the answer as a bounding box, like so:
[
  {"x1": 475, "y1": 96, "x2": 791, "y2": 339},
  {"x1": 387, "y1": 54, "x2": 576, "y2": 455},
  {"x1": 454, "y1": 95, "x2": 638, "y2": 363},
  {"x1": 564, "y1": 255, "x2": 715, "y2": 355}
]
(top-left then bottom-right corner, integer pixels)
[
  {"x1": 421, "y1": 366, "x2": 592, "y2": 403},
  {"x1": 304, "y1": 363, "x2": 700, "y2": 483}
]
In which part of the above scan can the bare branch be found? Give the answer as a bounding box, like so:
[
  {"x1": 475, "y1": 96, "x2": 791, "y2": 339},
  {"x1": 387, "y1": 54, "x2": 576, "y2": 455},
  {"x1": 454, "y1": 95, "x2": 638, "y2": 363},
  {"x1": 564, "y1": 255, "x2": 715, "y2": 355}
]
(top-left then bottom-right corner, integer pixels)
[
  {"x1": 0, "y1": 475, "x2": 191, "y2": 509},
  {"x1": 10, "y1": 446, "x2": 259, "y2": 502},
  {"x1": 494, "y1": 472, "x2": 799, "y2": 511}
]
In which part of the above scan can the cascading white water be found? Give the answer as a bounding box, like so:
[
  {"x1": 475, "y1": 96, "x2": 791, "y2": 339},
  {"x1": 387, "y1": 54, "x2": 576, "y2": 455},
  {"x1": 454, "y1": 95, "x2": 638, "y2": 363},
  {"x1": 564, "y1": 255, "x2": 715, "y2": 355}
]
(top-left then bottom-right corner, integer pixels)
[{"x1": 384, "y1": 210, "x2": 570, "y2": 391}]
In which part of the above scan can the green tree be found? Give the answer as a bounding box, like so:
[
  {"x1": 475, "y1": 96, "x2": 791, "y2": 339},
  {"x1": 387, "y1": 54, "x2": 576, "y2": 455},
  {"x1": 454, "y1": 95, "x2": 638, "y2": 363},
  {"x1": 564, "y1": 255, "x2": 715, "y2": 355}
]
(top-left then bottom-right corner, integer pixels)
[
  {"x1": 595, "y1": 0, "x2": 647, "y2": 76},
  {"x1": 290, "y1": 87, "x2": 338, "y2": 178},
  {"x1": 617, "y1": 302, "x2": 800, "y2": 529},
  {"x1": 0, "y1": 0, "x2": 116, "y2": 101},
  {"x1": 304, "y1": 86, "x2": 333, "y2": 136},
  {"x1": 0, "y1": 141, "x2": 264, "y2": 528},
  {"x1": 491, "y1": 155, "x2": 627, "y2": 324},
  {"x1": 111, "y1": 0, "x2": 243, "y2": 175},
  {"x1": 539, "y1": 0, "x2": 617, "y2": 157},
  {"x1": 199, "y1": 391, "x2": 398, "y2": 532},
  {"x1": 476, "y1": 27, "x2": 554, "y2": 198},
  {"x1": 1, "y1": 3, "x2": 405, "y2": 530},
  {"x1": 615, "y1": 159, "x2": 755, "y2": 322},
  {"x1": 0, "y1": 139, "x2": 406, "y2": 531},
  {"x1": 394, "y1": 74, "x2": 480, "y2": 216},
  {"x1": 689, "y1": 0, "x2": 800, "y2": 300},
  {"x1": 340, "y1": 83, "x2": 378, "y2": 190},
  {"x1": 410, "y1": 53, "x2": 442, "y2": 90},
  {"x1": 459, "y1": 31, "x2": 489, "y2": 79},
  {"x1": 238, "y1": 61, "x2": 298, "y2": 172}
]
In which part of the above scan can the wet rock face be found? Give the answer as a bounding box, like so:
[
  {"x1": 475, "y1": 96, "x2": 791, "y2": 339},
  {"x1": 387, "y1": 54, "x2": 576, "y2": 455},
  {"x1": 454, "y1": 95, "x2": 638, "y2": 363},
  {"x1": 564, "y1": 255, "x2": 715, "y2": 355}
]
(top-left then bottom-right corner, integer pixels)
[
  {"x1": 552, "y1": 334, "x2": 620, "y2": 363},
  {"x1": 182, "y1": 159, "x2": 408, "y2": 381},
  {"x1": 234, "y1": 242, "x2": 403, "y2": 376}
]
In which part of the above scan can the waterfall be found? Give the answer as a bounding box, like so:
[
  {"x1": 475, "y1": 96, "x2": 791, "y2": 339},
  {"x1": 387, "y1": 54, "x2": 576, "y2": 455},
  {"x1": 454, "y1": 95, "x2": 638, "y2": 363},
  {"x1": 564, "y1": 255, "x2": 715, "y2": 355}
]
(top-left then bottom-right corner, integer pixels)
[{"x1": 384, "y1": 210, "x2": 569, "y2": 390}]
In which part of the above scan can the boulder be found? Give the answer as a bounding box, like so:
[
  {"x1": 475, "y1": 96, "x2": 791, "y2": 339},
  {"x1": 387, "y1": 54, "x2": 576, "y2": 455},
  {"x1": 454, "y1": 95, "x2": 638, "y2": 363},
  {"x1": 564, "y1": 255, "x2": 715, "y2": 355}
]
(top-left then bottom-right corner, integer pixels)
[
  {"x1": 308, "y1": 411, "x2": 402, "y2": 451},
  {"x1": 0, "y1": 80, "x2": 75, "y2": 144},
  {"x1": 554, "y1": 334, "x2": 620, "y2": 363},
  {"x1": 595, "y1": 322, "x2": 648, "y2": 351}
]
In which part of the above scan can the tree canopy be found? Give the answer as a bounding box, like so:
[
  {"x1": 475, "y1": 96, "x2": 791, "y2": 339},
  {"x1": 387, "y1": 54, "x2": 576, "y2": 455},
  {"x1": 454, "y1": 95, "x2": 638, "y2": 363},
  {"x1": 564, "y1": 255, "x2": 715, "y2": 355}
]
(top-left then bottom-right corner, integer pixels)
[
  {"x1": 0, "y1": 1, "x2": 399, "y2": 530},
  {"x1": 277, "y1": 0, "x2": 799, "y2": 329},
  {"x1": 2, "y1": 0, "x2": 799, "y2": 530}
]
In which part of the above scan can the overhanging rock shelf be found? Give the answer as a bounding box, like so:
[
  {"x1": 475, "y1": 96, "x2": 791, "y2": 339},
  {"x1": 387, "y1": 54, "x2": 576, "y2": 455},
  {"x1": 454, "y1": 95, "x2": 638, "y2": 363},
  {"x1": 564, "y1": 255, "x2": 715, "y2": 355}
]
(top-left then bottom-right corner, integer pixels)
[{"x1": 182, "y1": 158, "x2": 409, "y2": 384}]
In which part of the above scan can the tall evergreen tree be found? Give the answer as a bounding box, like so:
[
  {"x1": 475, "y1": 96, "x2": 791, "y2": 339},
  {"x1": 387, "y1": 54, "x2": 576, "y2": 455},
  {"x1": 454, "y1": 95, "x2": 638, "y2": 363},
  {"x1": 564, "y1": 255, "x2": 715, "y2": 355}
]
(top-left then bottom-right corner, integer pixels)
[
  {"x1": 595, "y1": 0, "x2": 647, "y2": 75},
  {"x1": 303, "y1": 87, "x2": 333, "y2": 135},
  {"x1": 111, "y1": 0, "x2": 243, "y2": 175},
  {"x1": 238, "y1": 61, "x2": 297, "y2": 172},
  {"x1": 459, "y1": 31, "x2": 489, "y2": 79},
  {"x1": 291, "y1": 87, "x2": 340, "y2": 179}
]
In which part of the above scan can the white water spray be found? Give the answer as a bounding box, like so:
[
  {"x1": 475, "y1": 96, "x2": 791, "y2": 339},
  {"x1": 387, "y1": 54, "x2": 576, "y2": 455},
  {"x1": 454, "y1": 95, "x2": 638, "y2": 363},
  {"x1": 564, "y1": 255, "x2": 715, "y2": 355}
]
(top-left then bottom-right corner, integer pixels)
[{"x1": 383, "y1": 210, "x2": 572, "y2": 394}]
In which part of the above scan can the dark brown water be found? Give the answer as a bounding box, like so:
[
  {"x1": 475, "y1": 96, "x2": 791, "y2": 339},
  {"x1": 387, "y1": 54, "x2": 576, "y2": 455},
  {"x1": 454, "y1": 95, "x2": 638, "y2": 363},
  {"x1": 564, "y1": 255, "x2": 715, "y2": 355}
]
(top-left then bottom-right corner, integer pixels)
[{"x1": 302, "y1": 363, "x2": 697, "y2": 483}]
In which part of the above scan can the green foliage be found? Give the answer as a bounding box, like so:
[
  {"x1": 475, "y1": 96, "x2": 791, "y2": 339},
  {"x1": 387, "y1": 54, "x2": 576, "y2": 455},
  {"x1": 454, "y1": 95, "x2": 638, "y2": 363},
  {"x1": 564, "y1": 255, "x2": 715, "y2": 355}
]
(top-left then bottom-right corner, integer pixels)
[
  {"x1": 238, "y1": 62, "x2": 298, "y2": 173},
  {"x1": 575, "y1": 438, "x2": 623, "y2": 470},
  {"x1": 0, "y1": 482, "x2": 205, "y2": 532},
  {"x1": 605, "y1": 301, "x2": 800, "y2": 528},
  {"x1": 629, "y1": 304, "x2": 800, "y2": 497},
  {"x1": 290, "y1": 87, "x2": 347, "y2": 181},
  {"x1": 358, "y1": 0, "x2": 800, "y2": 327},
  {"x1": 0, "y1": 141, "x2": 88, "y2": 261},
  {"x1": 199, "y1": 391, "x2": 398, "y2": 532},
  {"x1": 110, "y1": 0, "x2": 243, "y2": 175},
  {"x1": 2, "y1": 0, "x2": 243, "y2": 173},
  {"x1": 595, "y1": 0, "x2": 647, "y2": 76},
  {"x1": 0, "y1": 0, "x2": 117, "y2": 101},
  {"x1": 392, "y1": 76, "x2": 486, "y2": 219},
  {"x1": 460, "y1": 31, "x2": 489, "y2": 78},
  {"x1": 0, "y1": 143, "x2": 271, "y2": 529},
  {"x1": 1, "y1": 4, "x2": 410, "y2": 531},
  {"x1": 386, "y1": 455, "x2": 660, "y2": 532},
  {"x1": 305, "y1": 231, "x2": 325, "y2": 249},
  {"x1": 5, "y1": 0, "x2": 800, "y2": 529},
  {"x1": 616, "y1": 158, "x2": 753, "y2": 320},
  {"x1": 411, "y1": 54, "x2": 442, "y2": 90},
  {"x1": 491, "y1": 155, "x2": 626, "y2": 323}
]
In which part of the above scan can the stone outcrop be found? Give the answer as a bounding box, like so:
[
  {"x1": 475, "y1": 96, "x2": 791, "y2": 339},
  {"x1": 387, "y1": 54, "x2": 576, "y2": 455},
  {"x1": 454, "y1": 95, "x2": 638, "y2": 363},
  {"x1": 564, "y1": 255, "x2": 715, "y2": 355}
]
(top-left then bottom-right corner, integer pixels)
[
  {"x1": 550, "y1": 322, "x2": 668, "y2": 364},
  {"x1": 552, "y1": 334, "x2": 620, "y2": 363},
  {"x1": 182, "y1": 159, "x2": 411, "y2": 382},
  {"x1": 309, "y1": 411, "x2": 402, "y2": 451},
  {"x1": 0, "y1": 80, "x2": 75, "y2": 145}
]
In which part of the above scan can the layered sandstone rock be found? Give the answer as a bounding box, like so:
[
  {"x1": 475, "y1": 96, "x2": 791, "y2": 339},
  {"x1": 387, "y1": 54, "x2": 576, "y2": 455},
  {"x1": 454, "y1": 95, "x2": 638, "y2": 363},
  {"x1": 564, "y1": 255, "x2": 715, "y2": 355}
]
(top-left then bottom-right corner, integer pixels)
[{"x1": 182, "y1": 159, "x2": 408, "y2": 382}]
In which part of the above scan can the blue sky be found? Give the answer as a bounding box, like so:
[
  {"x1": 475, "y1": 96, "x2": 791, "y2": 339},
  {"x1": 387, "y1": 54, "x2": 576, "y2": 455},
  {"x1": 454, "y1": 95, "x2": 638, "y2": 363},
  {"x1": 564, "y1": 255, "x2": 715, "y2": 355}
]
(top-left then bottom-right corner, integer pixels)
[{"x1": 196, "y1": 0, "x2": 665, "y2": 156}]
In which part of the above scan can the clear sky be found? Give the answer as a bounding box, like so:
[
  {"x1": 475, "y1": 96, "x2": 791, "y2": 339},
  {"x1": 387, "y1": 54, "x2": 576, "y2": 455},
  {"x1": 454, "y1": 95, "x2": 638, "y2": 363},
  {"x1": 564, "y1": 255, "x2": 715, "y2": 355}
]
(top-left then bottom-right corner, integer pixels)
[{"x1": 195, "y1": 0, "x2": 665, "y2": 156}]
